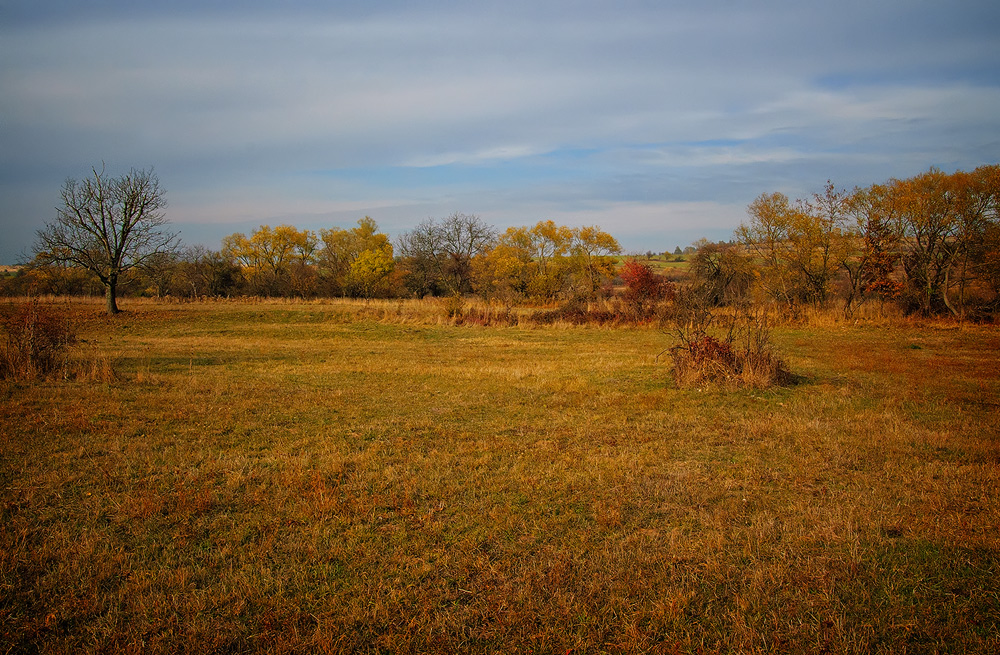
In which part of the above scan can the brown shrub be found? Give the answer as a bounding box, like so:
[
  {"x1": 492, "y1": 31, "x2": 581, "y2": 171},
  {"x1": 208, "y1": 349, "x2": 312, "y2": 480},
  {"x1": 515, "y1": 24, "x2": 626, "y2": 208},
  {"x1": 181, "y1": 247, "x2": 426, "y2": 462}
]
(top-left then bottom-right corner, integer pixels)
[
  {"x1": 0, "y1": 300, "x2": 77, "y2": 380},
  {"x1": 667, "y1": 288, "x2": 791, "y2": 389}
]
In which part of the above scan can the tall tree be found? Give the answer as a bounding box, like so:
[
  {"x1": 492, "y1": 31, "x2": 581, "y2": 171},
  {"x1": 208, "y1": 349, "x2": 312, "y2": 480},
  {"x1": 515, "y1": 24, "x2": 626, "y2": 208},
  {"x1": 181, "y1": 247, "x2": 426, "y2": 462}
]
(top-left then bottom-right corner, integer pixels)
[
  {"x1": 35, "y1": 165, "x2": 177, "y2": 314},
  {"x1": 842, "y1": 183, "x2": 903, "y2": 314},
  {"x1": 317, "y1": 217, "x2": 391, "y2": 297},
  {"x1": 944, "y1": 165, "x2": 1000, "y2": 317},
  {"x1": 569, "y1": 226, "x2": 621, "y2": 297},
  {"x1": 738, "y1": 186, "x2": 850, "y2": 307},
  {"x1": 221, "y1": 224, "x2": 317, "y2": 296},
  {"x1": 396, "y1": 214, "x2": 496, "y2": 296},
  {"x1": 438, "y1": 213, "x2": 497, "y2": 294},
  {"x1": 891, "y1": 168, "x2": 961, "y2": 315},
  {"x1": 736, "y1": 192, "x2": 801, "y2": 305},
  {"x1": 396, "y1": 218, "x2": 448, "y2": 297}
]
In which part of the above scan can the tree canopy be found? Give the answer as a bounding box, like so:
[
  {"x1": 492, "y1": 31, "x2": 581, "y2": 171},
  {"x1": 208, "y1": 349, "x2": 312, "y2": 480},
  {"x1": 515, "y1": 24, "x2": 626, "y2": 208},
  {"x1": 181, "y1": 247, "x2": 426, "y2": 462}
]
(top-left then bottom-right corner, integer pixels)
[{"x1": 34, "y1": 166, "x2": 176, "y2": 313}]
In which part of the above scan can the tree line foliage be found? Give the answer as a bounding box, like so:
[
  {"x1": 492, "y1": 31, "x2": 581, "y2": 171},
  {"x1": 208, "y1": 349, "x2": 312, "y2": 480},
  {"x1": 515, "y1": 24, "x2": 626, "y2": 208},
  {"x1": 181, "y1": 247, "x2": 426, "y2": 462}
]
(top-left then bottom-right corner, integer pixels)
[
  {"x1": 9, "y1": 211, "x2": 625, "y2": 306},
  {"x1": 7, "y1": 163, "x2": 999, "y2": 320},
  {"x1": 396, "y1": 214, "x2": 622, "y2": 304},
  {"x1": 699, "y1": 165, "x2": 1000, "y2": 318}
]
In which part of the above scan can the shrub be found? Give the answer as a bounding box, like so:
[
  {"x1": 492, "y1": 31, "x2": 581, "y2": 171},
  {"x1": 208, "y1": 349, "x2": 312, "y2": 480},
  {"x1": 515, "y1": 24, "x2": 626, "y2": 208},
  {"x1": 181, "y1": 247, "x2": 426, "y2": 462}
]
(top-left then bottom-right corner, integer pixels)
[
  {"x1": 618, "y1": 259, "x2": 675, "y2": 321},
  {"x1": 532, "y1": 295, "x2": 619, "y2": 325},
  {"x1": 666, "y1": 288, "x2": 790, "y2": 389},
  {"x1": 442, "y1": 294, "x2": 465, "y2": 319},
  {"x1": 0, "y1": 300, "x2": 77, "y2": 380}
]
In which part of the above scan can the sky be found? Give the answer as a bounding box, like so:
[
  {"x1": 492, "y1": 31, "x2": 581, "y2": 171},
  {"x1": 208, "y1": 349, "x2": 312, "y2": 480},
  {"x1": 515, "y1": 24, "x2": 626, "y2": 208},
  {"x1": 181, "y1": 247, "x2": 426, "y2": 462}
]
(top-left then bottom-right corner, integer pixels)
[{"x1": 1, "y1": 0, "x2": 999, "y2": 264}]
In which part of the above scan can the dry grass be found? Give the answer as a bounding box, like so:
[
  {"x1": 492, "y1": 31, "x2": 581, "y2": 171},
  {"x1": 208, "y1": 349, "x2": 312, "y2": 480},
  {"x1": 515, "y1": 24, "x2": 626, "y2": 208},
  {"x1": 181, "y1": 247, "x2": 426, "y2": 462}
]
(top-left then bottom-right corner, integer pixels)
[{"x1": 1, "y1": 297, "x2": 998, "y2": 653}]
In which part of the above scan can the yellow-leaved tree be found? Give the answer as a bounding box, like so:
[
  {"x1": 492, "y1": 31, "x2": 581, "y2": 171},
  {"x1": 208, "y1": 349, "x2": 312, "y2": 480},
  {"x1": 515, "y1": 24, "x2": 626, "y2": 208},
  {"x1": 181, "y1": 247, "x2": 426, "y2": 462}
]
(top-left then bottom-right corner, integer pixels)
[
  {"x1": 221, "y1": 224, "x2": 317, "y2": 296},
  {"x1": 349, "y1": 243, "x2": 395, "y2": 300}
]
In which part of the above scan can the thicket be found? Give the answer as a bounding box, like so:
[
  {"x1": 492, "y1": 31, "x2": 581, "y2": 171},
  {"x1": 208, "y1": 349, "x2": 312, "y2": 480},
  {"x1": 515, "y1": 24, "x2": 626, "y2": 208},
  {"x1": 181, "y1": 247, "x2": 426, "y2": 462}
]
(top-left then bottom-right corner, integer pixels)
[
  {"x1": 664, "y1": 288, "x2": 791, "y2": 389},
  {"x1": 0, "y1": 300, "x2": 76, "y2": 380},
  {"x1": 733, "y1": 165, "x2": 1000, "y2": 319}
]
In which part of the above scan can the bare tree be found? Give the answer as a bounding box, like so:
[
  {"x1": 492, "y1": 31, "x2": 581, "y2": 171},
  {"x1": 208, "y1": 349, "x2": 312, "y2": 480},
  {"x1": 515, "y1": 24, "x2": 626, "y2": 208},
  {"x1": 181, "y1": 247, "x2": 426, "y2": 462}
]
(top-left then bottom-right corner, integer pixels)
[
  {"x1": 396, "y1": 213, "x2": 496, "y2": 296},
  {"x1": 439, "y1": 213, "x2": 496, "y2": 294},
  {"x1": 35, "y1": 165, "x2": 177, "y2": 313}
]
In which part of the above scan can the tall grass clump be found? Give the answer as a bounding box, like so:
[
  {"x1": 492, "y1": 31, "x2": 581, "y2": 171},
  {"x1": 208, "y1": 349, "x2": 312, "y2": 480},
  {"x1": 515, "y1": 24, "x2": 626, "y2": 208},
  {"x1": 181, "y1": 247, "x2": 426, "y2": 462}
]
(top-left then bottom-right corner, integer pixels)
[
  {"x1": 667, "y1": 288, "x2": 790, "y2": 389},
  {"x1": 0, "y1": 299, "x2": 76, "y2": 380}
]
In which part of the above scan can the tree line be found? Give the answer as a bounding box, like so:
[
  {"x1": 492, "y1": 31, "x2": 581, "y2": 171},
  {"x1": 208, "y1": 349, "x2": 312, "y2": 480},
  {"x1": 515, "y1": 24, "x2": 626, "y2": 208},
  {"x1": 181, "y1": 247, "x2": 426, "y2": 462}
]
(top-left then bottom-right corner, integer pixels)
[
  {"x1": 4, "y1": 163, "x2": 998, "y2": 318},
  {"x1": 694, "y1": 165, "x2": 1000, "y2": 318},
  {"x1": 9, "y1": 166, "x2": 625, "y2": 309}
]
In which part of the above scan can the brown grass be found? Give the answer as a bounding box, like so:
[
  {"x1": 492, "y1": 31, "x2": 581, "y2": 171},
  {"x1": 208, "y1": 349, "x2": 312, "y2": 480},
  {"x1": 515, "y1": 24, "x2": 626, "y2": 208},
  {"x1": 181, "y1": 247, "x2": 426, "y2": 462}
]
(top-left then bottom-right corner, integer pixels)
[{"x1": 1, "y1": 297, "x2": 998, "y2": 653}]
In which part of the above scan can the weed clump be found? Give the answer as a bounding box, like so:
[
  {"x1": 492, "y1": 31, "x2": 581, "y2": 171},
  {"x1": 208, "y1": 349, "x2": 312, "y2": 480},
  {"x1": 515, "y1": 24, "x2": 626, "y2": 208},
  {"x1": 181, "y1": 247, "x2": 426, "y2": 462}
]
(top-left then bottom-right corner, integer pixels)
[
  {"x1": 533, "y1": 296, "x2": 618, "y2": 325},
  {"x1": 0, "y1": 300, "x2": 77, "y2": 380},
  {"x1": 667, "y1": 289, "x2": 791, "y2": 389}
]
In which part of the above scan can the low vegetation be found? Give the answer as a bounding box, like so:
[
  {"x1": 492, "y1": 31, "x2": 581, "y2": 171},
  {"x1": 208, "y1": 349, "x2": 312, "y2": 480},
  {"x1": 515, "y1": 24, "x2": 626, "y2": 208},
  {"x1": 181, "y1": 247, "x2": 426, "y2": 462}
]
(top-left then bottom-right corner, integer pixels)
[
  {"x1": 666, "y1": 293, "x2": 791, "y2": 390},
  {"x1": 0, "y1": 299, "x2": 76, "y2": 380},
  {"x1": 2, "y1": 297, "x2": 998, "y2": 653}
]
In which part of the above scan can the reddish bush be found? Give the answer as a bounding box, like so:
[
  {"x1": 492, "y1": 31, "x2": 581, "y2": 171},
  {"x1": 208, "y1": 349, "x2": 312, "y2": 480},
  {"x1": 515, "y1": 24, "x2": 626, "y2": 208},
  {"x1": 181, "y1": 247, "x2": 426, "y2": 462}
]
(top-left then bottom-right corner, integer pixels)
[
  {"x1": 688, "y1": 335, "x2": 737, "y2": 368},
  {"x1": 620, "y1": 260, "x2": 674, "y2": 302},
  {"x1": 0, "y1": 300, "x2": 76, "y2": 379},
  {"x1": 618, "y1": 260, "x2": 675, "y2": 321}
]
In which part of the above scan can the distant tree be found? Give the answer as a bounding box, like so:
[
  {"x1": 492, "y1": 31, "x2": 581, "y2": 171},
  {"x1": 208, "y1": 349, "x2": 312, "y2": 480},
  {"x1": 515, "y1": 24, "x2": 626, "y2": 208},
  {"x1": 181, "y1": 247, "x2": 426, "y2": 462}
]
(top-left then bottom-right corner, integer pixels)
[
  {"x1": 736, "y1": 192, "x2": 800, "y2": 304},
  {"x1": 689, "y1": 241, "x2": 753, "y2": 306},
  {"x1": 318, "y1": 217, "x2": 393, "y2": 297},
  {"x1": 737, "y1": 185, "x2": 849, "y2": 306},
  {"x1": 568, "y1": 226, "x2": 621, "y2": 298},
  {"x1": 222, "y1": 224, "x2": 316, "y2": 296},
  {"x1": 888, "y1": 169, "x2": 960, "y2": 315},
  {"x1": 171, "y1": 246, "x2": 241, "y2": 298},
  {"x1": 397, "y1": 213, "x2": 496, "y2": 296},
  {"x1": 34, "y1": 165, "x2": 177, "y2": 313},
  {"x1": 397, "y1": 219, "x2": 447, "y2": 297},
  {"x1": 618, "y1": 258, "x2": 674, "y2": 319},
  {"x1": 943, "y1": 165, "x2": 1000, "y2": 317},
  {"x1": 349, "y1": 242, "x2": 395, "y2": 300},
  {"x1": 438, "y1": 213, "x2": 497, "y2": 293},
  {"x1": 2, "y1": 255, "x2": 102, "y2": 297},
  {"x1": 841, "y1": 183, "x2": 903, "y2": 314},
  {"x1": 471, "y1": 242, "x2": 530, "y2": 308}
]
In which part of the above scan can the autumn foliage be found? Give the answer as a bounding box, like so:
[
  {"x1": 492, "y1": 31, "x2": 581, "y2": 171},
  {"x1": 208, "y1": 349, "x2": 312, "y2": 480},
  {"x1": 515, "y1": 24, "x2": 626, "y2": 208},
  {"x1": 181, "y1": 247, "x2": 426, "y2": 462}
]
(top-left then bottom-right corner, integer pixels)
[
  {"x1": 0, "y1": 300, "x2": 76, "y2": 379},
  {"x1": 734, "y1": 164, "x2": 1000, "y2": 318}
]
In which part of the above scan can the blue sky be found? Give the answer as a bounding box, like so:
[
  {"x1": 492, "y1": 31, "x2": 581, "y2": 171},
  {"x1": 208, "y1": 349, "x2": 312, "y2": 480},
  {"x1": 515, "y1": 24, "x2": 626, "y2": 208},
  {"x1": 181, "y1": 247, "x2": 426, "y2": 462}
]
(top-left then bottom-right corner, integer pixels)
[{"x1": 2, "y1": 0, "x2": 998, "y2": 263}]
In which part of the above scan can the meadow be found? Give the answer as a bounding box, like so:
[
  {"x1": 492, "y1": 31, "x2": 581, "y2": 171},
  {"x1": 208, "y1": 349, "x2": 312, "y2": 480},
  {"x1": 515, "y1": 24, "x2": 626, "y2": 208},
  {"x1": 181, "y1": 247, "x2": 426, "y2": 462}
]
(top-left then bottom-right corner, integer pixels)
[{"x1": 2, "y1": 298, "x2": 999, "y2": 653}]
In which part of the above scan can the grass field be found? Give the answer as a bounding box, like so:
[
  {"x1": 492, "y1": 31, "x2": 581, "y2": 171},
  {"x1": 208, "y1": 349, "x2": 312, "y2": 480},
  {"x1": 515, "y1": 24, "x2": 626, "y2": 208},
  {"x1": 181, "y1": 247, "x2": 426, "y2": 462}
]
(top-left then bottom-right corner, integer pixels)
[{"x1": 2, "y1": 298, "x2": 999, "y2": 653}]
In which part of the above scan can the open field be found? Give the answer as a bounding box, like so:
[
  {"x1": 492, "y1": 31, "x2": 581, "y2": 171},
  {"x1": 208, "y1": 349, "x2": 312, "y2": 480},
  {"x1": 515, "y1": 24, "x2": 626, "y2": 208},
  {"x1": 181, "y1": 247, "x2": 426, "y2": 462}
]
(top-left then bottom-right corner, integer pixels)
[{"x1": 2, "y1": 298, "x2": 999, "y2": 653}]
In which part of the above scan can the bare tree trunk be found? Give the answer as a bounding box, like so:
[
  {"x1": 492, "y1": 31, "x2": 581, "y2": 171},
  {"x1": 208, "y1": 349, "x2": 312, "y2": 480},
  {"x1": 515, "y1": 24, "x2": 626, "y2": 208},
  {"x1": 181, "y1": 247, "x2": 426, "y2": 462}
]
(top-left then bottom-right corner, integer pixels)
[
  {"x1": 106, "y1": 277, "x2": 120, "y2": 314},
  {"x1": 942, "y1": 265, "x2": 958, "y2": 318}
]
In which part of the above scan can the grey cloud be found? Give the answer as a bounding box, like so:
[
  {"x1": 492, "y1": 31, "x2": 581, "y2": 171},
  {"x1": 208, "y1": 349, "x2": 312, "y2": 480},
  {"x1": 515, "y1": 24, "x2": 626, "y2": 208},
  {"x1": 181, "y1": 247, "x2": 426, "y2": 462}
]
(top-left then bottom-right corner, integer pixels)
[{"x1": 1, "y1": 1, "x2": 998, "y2": 262}]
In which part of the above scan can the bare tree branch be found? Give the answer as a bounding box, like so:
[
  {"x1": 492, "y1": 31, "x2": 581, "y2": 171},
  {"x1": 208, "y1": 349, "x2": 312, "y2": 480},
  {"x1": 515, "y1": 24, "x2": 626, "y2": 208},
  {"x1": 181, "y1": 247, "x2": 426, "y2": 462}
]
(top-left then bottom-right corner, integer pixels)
[{"x1": 35, "y1": 165, "x2": 178, "y2": 313}]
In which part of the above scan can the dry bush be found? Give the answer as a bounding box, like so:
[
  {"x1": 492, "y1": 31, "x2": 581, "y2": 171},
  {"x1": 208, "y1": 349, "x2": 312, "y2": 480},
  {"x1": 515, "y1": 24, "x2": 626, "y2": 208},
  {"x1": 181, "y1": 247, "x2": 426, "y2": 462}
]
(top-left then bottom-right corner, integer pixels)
[
  {"x1": 442, "y1": 293, "x2": 465, "y2": 320},
  {"x1": 0, "y1": 299, "x2": 77, "y2": 380},
  {"x1": 667, "y1": 288, "x2": 791, "y2": 389},
  {"x1": 533, "y1": 296, "x2": 619, "y2": 325}
]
